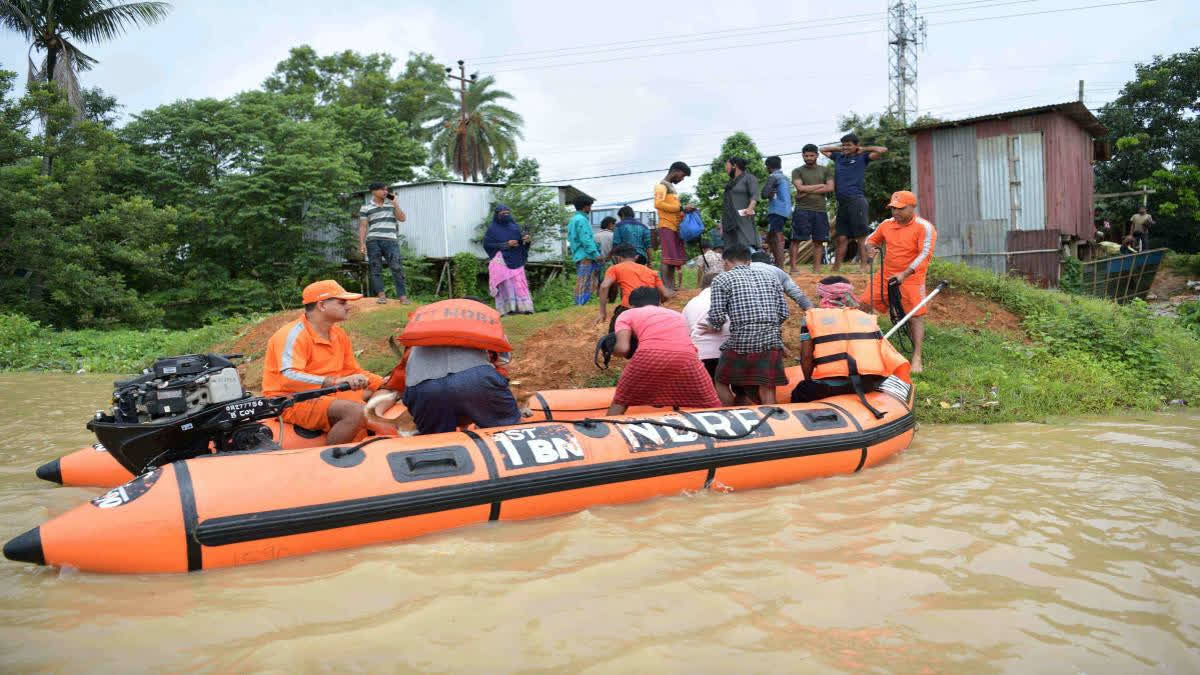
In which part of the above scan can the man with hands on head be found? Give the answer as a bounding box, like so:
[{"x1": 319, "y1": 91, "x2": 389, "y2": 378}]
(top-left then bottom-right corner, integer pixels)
[{"x1": 820, "y1": 134, "x2": 887, "y2": 274}]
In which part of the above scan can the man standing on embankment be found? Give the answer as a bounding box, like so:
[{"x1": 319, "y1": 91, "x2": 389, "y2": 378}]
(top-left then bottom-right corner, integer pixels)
[{"x1": 861, "y1": 190, "x2": 937, "y2": 374}]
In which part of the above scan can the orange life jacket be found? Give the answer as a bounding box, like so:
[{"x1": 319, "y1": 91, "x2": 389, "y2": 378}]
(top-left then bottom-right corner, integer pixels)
[
  {"x1": 398, "y1": 299, "x2": 513, "y2": 353},
  {"x1": 387, "y1": 300, "x2": 513, "y2": 394},
  {"x1": 805, "y1": 308, "x2": 911, "y2": 418}
]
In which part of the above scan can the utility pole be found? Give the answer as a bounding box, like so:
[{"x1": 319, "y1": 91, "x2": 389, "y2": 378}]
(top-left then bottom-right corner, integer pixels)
[
  {"x1": 1078, "y1": 79, "x2": 1085, "y2": 102},
  {"x1": 888, "y1": 1, "x2": 926, "y2": 124},
  {"x1": 444, "y1": 60, "x2": 478, "y2": 179}
]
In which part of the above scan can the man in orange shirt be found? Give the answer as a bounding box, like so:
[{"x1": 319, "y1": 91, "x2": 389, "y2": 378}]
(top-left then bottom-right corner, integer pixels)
[
  {"x1": 861, "y1": 191, "x2": 937, "y2": 373},
  {"x1": 262, "y1": 280, "x2": 385, "y2": 442},
  {"x1": 596, "y1": 244, "x2": 674, "y2": 332}
]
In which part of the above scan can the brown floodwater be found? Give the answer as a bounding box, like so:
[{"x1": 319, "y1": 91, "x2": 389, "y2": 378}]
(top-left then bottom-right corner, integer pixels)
[{"x1": 0, "y1": 372, "x2": 1197, "y2": 673}]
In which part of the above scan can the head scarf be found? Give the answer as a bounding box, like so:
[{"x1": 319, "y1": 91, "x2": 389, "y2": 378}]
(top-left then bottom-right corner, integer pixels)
[
  {"x1": 483, "y1": 204, "x2": 527, "y2": 269},
  {"x1": 816, "y1": 281, "x2": 859, "y2": 308}
]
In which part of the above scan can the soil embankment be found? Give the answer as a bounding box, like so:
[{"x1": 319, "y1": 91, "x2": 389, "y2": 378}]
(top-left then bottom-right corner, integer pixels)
[{"x1": 221, "y1": 270, "x2": 1020, "y2": 400}]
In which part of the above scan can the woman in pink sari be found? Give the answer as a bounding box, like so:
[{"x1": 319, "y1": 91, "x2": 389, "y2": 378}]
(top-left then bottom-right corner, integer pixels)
[{"x1": 483, "y1": 204, "x2": 535, "y2": 315}]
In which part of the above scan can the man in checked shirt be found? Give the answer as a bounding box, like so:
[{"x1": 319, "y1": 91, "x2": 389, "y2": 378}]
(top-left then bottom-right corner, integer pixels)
[{"x1": 703, "y1": 245, "x2": 789, "y2": 405}]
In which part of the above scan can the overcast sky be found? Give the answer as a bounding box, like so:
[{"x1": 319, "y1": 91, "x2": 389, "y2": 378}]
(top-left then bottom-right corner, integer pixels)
[{"x1": 2, "y1": 0, "x2": 1196, "y2": 205}]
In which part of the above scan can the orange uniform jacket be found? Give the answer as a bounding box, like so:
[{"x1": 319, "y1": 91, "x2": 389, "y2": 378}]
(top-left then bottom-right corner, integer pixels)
[
  {"x1": 867, "y1": 215, "x2": 938, "y2": 284},
  {"x1": 262, "y1": 315, "x2": 384, "y2": 396}
]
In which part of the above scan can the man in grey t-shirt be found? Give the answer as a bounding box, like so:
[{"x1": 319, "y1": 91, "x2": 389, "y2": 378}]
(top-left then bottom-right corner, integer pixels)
[
  {"x1": 401, "y1": 343, "x2": 520, "y2": 435},
  {"x1": 358, "y1": 181, "x2": 409, "y2": 304}
]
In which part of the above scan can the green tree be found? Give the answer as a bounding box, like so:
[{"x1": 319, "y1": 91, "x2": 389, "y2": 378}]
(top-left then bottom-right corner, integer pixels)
[
  {"x1": 79, "y1": 85, "x2": 120, "y2": 126},
  {"x1": 432, "y1": 75, "x2": 524, "y2": 182},
  {"x1": 1, "y1": 0, "x2": 171, "y2": 116},
  {"x1": 695, "y1": 132, "x2": 768, "y2": 232},
  {"x1": 485, "y1": 157, "x2": 540, "y2": 184},
  {"x1": 320, "y1": 103, "x2": 425, "y2": 183},
  {"x1": 263, "y1": 46, "x2": 453, "y2": 145},
  {"x1": 1138, "y1": 164, "x2": 1200, "y2": 252},
  {"x1": 121, "y1": 90, "x2": 361, "y2": 326},
  {"x1": 390, "y1": 52, "x2": 455, "y2": 143},
  {"x1": 1096, "y1": 48, "x2": 1200, "y2": 251},
  {"x1": 0, "y1": 76, "x2": 175, "y2": 327}
]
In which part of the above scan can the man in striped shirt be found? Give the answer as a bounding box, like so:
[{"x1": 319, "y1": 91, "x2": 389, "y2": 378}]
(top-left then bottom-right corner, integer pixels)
[
  {"x1": 861, "y1": 190, "x2": 937, "y2": 373},
  {"x1": 358, "y1": 181, "x2": 409, "y2": 304}
]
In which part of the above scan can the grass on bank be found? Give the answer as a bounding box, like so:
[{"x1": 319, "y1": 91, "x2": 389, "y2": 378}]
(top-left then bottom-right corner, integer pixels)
[
  {"x1": 913, "y1": 260, "x2": 1200, "y2": 423},
  {"x1": 0, "y1": 313, "x2": 249, "y2": 373}
]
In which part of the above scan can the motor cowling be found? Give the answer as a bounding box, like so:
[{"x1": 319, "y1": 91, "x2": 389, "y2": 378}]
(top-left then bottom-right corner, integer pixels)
[{"x1": 109, "y1": 354, "x2": 248, "y2": 423}]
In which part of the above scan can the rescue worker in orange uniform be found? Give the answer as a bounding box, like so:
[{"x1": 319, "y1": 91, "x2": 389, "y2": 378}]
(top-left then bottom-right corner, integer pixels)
[
  {"x1": 861, "y1": 190, "x2": 937, "y2": 373},
  {"x1": 262, "y1": 280, "x2": 385, "y2": 443}
]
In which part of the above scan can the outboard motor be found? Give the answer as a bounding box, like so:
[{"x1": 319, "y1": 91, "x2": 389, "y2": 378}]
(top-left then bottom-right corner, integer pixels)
[
  {"x1": 87, "y1": 354, "x2": 348, "y2": 475},
  {"x1": 108, "y1": 354, "x2": 246, "y2": 423}
]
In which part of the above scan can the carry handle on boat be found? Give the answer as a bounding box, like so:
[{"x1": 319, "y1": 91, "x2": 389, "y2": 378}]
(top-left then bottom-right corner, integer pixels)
[{"x1": 884, "y1": 281, "x2": 949, "y2": 341}]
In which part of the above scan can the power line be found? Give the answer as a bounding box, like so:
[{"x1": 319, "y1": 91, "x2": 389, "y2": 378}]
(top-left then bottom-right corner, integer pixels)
[
  {"x1": 475, "y1": 0, "x2": 1035, "y2": 69},
  {"x1": 536, "y1": 94, "x2": 1140, "y2": 184},
  {"x1": 471, "y1": 0, "x2": 1033, "y2": 66},
  {"x1": 489, "y1": 0, "x2": 1157, "y2": 74},
  {"x1": 527, "y1": 84, "x2": 1125, "y2": 162}
]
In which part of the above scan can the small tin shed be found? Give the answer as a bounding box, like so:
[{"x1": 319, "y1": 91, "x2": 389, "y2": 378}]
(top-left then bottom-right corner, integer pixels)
[
  {"x1": 347, "y1": 180, "x2": 592, "y2": 264},
  {"x1": 906, "y1": 102, "x2": 1108, "y2": 286}
]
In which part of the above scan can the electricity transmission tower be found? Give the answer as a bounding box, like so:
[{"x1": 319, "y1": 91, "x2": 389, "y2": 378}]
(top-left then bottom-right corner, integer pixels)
[{"x1": 888, "y1": 1, "x2": 926, "y2": 123}]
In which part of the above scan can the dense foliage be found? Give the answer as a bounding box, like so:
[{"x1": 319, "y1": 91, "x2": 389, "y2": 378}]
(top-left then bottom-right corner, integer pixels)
[
  {"x1": 1096, "y1": 48, "x2": 1200, "y2": 252},
  {"x1": 0, "y1": 43, "x2": 531, "y2": 331}
]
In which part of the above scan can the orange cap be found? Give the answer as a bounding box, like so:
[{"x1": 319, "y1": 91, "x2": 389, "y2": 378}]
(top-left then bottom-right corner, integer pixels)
[
  {"x1": 301, "y1": 280, "x2": 363, "y2": 304},
  {"x1": 887, "y1": 190, "x2": 917, "y2": 208}
]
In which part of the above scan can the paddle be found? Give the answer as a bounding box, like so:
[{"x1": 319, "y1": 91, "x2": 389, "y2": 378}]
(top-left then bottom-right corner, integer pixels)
[{"x1": 884, "y1": 280, "x2": 949, "y2": 341}]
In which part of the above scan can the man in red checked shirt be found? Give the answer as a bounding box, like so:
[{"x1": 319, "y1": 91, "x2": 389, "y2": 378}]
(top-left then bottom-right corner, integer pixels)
[{"x1": 861, "y1": 190, "x2": 937, "y2": 373}]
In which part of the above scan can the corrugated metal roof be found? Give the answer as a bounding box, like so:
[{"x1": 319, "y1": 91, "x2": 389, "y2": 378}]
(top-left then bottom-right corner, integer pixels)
[{"x1": 905, "y1": 101, "x2": 1107, "y2": 138}]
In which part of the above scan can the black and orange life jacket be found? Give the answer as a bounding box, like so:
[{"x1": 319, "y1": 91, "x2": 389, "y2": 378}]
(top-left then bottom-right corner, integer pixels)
[{"x1": 805, "y1": 308, "x2": 911, "y2": 418}]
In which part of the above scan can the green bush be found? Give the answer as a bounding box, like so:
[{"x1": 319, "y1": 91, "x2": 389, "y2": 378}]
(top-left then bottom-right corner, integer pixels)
[
  {"x1": 1166, "y1": 252, "x2": 1200, "y2": 277},
  {"x1": 928, "y1": 259, "x2": 1200, "y2": 405},
  {"x1": 1059, "y1": 256, "x2": 1082, "y2": 294},
  {"x1": 399, "y1": 239, "x2": 436, "y2": 297},
  {"x1": 451, "y1": 252, "x2": 483, "y2": 298},
  {"x1": 1178, "y1": 299, "x2": 1200, "y2": 336},
  {"x1": 0, "y1": 314, "x2": 247, "y2": 373},
  {"x1": 532, "y1": 265, "x2": 576, "y2": 312}
]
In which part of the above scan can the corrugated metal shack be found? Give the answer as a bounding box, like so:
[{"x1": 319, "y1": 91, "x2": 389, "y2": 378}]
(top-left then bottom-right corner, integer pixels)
[
  {"x1": 906, "y1": 102, "x2": 1108, "y2": 286},
  {"x1": 338, "y1": 180, "x2": 592, "y2": 265}
]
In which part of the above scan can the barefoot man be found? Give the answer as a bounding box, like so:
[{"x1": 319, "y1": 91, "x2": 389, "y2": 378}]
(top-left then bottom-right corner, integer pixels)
[{"x1": 861, "y1": 191, "x2": 937, "y2": 373}]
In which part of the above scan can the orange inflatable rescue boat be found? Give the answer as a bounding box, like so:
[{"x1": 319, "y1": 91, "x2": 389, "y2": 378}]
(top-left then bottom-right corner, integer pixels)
[{"x1": 4, "y1": 377, "x2": 915, "y2": 574}]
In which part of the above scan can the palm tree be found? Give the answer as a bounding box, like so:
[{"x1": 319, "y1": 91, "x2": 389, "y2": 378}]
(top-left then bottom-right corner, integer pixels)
[
  {"x1": 432, "y1": 74, "x2": 524, "y2": 182},
  {"x1": 1, "y1": 1, "x2": 172, "y2": 115}
]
